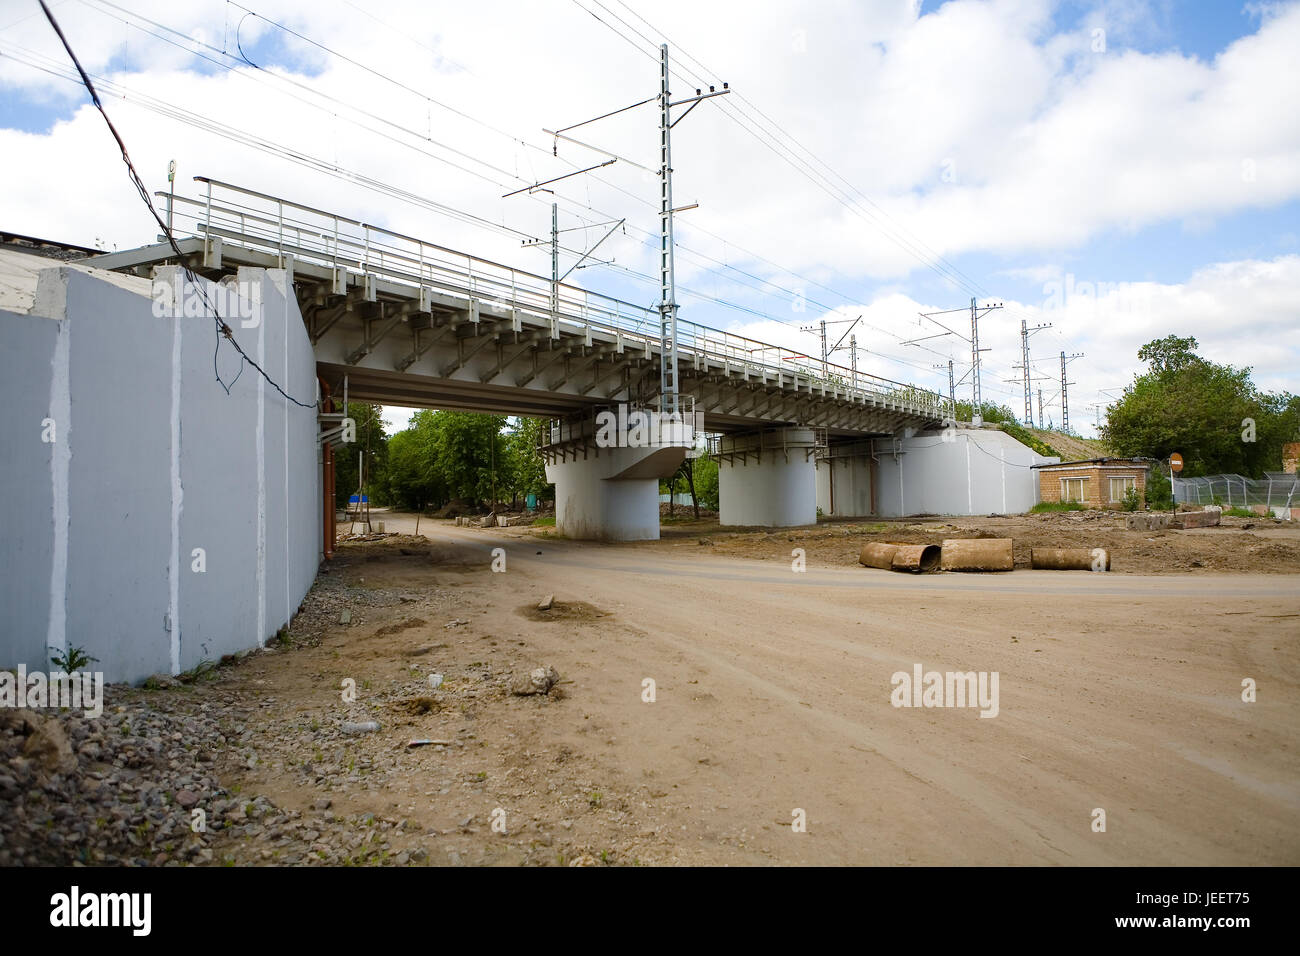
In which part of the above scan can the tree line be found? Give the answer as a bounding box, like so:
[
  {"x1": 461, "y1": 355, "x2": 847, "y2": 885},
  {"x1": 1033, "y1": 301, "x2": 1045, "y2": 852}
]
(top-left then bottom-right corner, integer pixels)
[
  {"x1": 333, "y1": 405, "x2": 728, "y2": 517},
  {"x1": 333, "y1": 406, "x2": 550, "y2": 512}
]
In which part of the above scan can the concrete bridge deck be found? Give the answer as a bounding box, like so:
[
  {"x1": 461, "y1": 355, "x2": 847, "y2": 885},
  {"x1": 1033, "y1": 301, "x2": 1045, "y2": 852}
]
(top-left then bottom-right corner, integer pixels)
[{"x1": 89, "y1": 177, "x2": 950, "y2": 438}]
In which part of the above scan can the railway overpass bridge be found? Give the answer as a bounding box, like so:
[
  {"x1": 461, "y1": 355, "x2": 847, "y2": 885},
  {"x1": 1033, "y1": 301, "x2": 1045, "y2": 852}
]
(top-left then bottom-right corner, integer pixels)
[{"x1": 91, "y1": 178, "x2": 952, "y2": 539}]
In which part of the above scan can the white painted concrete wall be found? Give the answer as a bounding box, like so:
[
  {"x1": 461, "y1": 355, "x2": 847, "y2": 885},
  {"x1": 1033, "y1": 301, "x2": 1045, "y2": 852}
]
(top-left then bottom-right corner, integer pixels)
[
  {"x1": 0, "y1": 261, "x2": 320, "y2": 683},
  {"x1": 873, "y1": 428, "x2": 1055, "y2": 517},
  {"x1": 547, "y1": 458, "x2": 661, "y2": 541},
  {"x1": 816, "y1": 455, "x2": 873, "y2": 516},
  {"x1": 544, "y1": 413, "x2": 693, "y2": 541}
]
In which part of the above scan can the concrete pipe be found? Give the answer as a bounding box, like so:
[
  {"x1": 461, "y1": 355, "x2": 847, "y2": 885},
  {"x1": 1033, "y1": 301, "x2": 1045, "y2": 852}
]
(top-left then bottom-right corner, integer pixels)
[
  {"x1": 1030, "y1": 548, "x2": 1110, "y2": 571},
  {"x1": 891, "y1": 544, "x2": 941, "y2": 573},
  {"x1": 940, "y1": 538, "x2": 1014, "y2": 572},
  {"x1": 859, "y1": 542, "x2": 902, "y2": 570}
]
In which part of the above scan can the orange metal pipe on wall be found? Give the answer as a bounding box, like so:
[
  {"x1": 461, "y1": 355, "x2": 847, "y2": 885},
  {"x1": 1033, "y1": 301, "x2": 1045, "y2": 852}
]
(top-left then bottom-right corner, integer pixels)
[{"x1": 320, "y1": 377, "x2": 335, "y2": 560}]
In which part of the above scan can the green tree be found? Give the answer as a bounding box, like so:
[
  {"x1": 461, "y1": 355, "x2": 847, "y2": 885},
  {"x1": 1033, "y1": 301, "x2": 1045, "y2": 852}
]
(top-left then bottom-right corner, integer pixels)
[
  {"x1": 952, "y1": 400, "x2": 1019, "y2": 425},
  {"x1": 422, "y1": 410, "x2": 506, "y2": 505},
  {"x1": 377, "y1": 410, "x2": 524, "y2": 510},
  {"x1": 1136, "y1": 334, "x2": 1200, "y2": 376},
  {"x1": 333, "y1": 403, "x2": 388, "y2": 508},
  {"x1": 1145, "y1": 467, "x2": 1174, "y2": 510},
  {"x1": 1103, "y1": 336, "x2": 1296, "y2": 477},
  {"x1": 501, "y1": 417, "x2": 549, "y2": 507},
  {"x1": 691, "y1": 453, "x2": 719, "y2": 510},
  {"x1": 381, "y1": 427, "x2": 444, "y2": 511}
]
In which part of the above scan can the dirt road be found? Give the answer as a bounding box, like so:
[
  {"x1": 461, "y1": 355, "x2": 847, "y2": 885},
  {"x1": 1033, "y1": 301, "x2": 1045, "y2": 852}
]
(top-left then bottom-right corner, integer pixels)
[{"x1": 206, "y1": 514, "x2": 1300, "y2": 866}]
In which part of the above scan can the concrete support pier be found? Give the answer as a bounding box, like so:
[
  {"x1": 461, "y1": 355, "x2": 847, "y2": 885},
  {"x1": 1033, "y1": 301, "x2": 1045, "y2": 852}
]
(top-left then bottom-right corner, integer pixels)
[
  {"x1": 717, "y1": 427, "x2": 818, "y2": 527},
  {"x1": 541, "y1": 408, "x2": 697, "y2": 541},
  {"x1": 816, "y1": 440, "x2": 875, "y2": 517}
]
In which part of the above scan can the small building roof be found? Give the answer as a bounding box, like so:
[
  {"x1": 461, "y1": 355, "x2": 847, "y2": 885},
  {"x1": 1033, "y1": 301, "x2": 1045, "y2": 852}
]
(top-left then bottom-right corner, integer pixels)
[{"x1": 1030, "y1": 456, "x2": 1156, "y2": 470}]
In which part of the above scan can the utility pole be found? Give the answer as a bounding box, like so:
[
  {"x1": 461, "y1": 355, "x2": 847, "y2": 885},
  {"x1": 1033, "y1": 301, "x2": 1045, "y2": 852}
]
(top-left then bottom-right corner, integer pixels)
[
  {"x1": 1038, "y1": 387, "x2": 1044, "y2": 430},
  {"x1": 970, "y1": 298, "x2": 983, "y2": 422},
  {"x1": 1016, "y1": 318, "x2": 1052, "y2": 425},
  {"x1": 657, "y1": 44, "x2": 680, "y2": 416},
  {"x1": 934, "y1": 361, "x2": 959, "y2": 418},
  {"x1": 1060, "y1": 351, "x2": 1084, "y2": 432},
  {"x1": 908, "y1": 300, "x2": 1002, "y2": 424},
  {"x1": 804, "y1": 314, "x2": 859, "y2": 381},
  {"x1": 513, "y1": 186, "x2": 623, "y2": 333},
  {"x1": 551, "y1": 202, "x2": 558, "y2": 325},
  {"x1": 1021, "y1": 321, "x2": 1029, "y2": 423},
  {"x1": 801, "y1": 319, "x2": 828, "y2": 375},
  {"x1": 545, "y1": 46, "x2": 727, "y2": 417},
  {"x1": 166, "y1": 159, "x2": 176, "y2": 234},
  {"x1": 850, "y1": 334, "x2": 858, "y2": 388}
]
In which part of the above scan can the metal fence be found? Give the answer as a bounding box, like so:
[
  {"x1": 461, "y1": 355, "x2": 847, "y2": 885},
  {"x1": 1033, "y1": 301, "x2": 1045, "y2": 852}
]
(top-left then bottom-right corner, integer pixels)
[{"x1": 1173, "y1": 472, "x2": 1299, "y2": 509}]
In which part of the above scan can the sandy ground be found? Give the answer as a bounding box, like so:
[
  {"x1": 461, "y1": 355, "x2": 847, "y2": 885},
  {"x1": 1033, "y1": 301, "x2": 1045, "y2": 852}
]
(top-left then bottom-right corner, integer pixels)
[
  {"x1": 189, "y1": 512, "x2": 1300, "y2": 866},
  {"x1": 640, "y1": 510, "x2": 1300, "y2": 574}
]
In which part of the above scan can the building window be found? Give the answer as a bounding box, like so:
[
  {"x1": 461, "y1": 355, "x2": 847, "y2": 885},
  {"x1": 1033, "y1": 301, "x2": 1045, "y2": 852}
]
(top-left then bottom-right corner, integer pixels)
[
  {"x1": 1109, "y1": 476, "x2": 1136, "y2": 502},
  {"x1": 1060, "y1": 477, "x2": 1087, "y2": 502}
]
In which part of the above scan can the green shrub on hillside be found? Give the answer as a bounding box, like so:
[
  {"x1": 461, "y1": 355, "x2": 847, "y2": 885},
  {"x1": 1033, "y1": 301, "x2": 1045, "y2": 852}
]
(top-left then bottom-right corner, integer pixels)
[{"x1": 999, "y1": 421, "x2": 1057, "y2": 458}]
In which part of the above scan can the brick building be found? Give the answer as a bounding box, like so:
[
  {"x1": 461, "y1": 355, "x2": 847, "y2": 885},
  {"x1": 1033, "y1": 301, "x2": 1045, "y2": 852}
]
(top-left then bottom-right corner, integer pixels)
[
  {"x1": 1284, "y1": 442, "x2": 1300, "y2": 475},
  {"x1": 1031, "y1": 457, "x2": 1155, "y2": 509}
]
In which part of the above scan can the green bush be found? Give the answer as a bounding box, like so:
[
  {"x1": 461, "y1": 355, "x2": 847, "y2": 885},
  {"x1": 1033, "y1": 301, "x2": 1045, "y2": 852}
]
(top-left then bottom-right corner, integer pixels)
[
  {"x1": 1030, "y1": 501, "x2": 1088, "y2": 513},
  {"x1": 1144, "y1": 469, "x2": 1174, "y2": 510},
  {"x1": 999, "y1": 421, "x2": 1057, "y2": 458},
  {"x1": 1120, "y1": 487, "x2": 1141, "y2": 512}
]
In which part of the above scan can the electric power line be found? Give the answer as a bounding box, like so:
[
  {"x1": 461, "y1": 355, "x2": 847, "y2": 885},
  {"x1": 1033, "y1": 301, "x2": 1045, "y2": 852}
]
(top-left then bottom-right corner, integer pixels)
[{"x1": 34, "y1": 0, "x2": 314, "y2": 408}]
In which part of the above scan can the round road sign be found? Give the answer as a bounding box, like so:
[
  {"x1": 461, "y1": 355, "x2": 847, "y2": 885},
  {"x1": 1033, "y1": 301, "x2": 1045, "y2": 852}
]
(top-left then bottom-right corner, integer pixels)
[{"x1": 1169, "y1": 452, "x2": 1184, "y2": 473}]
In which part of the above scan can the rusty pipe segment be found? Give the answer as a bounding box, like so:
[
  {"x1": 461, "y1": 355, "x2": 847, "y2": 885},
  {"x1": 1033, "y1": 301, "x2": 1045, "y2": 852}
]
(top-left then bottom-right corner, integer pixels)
[
  {"x1": 859, "y1": 542, "x2": 903, "y2": 570},
  {"x1": 940, "y1": 538, "x2": 1014, "y2": 572},
  {"x1": 1030, "y1": 548, "x2": 1110, "y2": 571},
  {"x1": 890, "y1": 544, "x2": 941, "y2": 573}
]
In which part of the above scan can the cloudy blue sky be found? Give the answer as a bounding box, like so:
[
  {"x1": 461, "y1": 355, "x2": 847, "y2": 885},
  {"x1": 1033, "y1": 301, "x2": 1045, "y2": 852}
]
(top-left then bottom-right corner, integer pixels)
[{"x1": 2, "y1": 0, "x2": 1297, "y2": 435}]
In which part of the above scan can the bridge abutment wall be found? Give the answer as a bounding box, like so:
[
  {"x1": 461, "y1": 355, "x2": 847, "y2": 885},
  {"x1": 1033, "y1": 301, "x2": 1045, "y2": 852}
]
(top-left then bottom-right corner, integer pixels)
[{"x1": 0, "y1": 261, "x2": 320, "y2": 684}]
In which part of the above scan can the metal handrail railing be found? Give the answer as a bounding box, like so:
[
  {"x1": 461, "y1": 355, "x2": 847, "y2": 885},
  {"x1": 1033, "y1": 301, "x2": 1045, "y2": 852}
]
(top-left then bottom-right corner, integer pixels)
[{"x1": 160, "y1": 177, "x2": 951, "y2": 417}]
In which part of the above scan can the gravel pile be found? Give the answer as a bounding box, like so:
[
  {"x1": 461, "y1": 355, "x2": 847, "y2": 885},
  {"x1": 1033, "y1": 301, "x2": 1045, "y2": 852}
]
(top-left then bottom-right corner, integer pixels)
[{"x1": 0, "y1": 694, "x2": 228, "y2": 866}]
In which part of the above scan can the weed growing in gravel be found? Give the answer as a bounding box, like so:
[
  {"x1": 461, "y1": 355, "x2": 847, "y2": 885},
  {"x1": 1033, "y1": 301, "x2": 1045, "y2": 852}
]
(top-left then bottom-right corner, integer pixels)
[
  {"x1": 48, "y1": 645, "x2": 98, "y2": 671},
  {"x1": 178, "y1": 659, "x2": 218, "y2": 684}
]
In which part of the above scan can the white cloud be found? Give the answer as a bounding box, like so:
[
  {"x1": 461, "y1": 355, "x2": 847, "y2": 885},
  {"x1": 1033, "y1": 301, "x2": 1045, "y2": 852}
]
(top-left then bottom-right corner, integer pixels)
[
  {"x1": 717, "y1": 252, "x2": 1300, "y2": 435},
  {"x1": 1, "y1": 0, "x2": 1297, "y2": 424}
]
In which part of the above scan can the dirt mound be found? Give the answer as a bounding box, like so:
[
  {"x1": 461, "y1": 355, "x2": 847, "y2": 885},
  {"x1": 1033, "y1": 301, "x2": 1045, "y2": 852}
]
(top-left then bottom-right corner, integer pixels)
[{"x1": 517, "y1": 600, "x2": 610, "y2": 623}]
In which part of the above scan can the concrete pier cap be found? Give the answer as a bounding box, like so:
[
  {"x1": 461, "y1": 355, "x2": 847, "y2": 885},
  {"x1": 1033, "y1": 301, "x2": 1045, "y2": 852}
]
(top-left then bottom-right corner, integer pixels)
[
  {"x1": 717, "y1": 427, "x2": 819, "y2": 528},
  {"x1": 541, "y1": 403, "x2": 703, "y2": 541}
]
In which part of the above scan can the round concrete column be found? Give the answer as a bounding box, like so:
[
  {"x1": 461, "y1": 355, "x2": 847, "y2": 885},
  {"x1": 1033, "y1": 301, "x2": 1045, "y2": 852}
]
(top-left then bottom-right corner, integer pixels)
[{"x1": 718, "y1": 427, "x2": 818, "y2": 527}]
